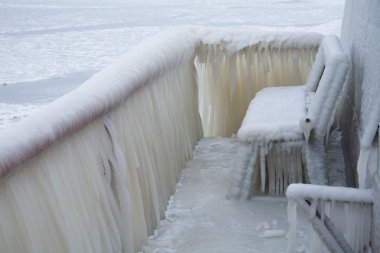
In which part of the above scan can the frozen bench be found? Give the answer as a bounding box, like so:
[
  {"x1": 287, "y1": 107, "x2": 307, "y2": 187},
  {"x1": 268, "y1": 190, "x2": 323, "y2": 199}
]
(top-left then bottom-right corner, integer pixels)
[{"x1": 233, "y1": 35, "x2": 348, "y2": 197}]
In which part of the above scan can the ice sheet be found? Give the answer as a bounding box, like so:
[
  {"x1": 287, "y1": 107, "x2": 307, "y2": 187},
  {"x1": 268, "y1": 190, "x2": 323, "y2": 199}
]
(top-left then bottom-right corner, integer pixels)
[{"x1": 143, "y1": 138, "x2": 312, "y2": 253}]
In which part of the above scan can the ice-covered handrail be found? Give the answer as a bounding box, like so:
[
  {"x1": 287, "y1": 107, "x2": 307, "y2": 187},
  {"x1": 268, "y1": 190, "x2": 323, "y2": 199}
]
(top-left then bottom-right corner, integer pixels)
[
  {"x1": 286, "y1": 183, "x2": 373, "y2": 203},
  {"x1": 287, "y1": 183, "x2": 373, "y2": 253},
  {"x1": 0, "y1": 29, "x2": 198, "y2": 179}
]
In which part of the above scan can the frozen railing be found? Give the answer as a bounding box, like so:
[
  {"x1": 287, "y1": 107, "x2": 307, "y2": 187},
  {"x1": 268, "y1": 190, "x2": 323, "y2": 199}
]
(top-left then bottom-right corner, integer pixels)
[
  {"x1": 287, "y1": 184, "x2": 373, "y2": 253},
  {"x1": 0, "y1": 30, "x2": 203, "y2": 253},
  {"x1": 0, "y1": 28, "x2": 322, "y2": 252}
]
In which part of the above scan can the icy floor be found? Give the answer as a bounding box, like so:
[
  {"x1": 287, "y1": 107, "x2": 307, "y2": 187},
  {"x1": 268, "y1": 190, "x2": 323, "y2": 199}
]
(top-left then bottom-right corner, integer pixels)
[
  {"x1": 0, "y1": 0, "x2": 344, "y2": 130},
  {"x1": 143, "y1": 137, "x2": 311, "y2": 253}
]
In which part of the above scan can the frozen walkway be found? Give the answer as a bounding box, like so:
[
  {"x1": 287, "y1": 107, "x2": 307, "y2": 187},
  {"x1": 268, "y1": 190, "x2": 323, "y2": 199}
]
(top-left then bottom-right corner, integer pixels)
[{"x1": 143, "y1": 137, "x2": 311, "y2": 253}]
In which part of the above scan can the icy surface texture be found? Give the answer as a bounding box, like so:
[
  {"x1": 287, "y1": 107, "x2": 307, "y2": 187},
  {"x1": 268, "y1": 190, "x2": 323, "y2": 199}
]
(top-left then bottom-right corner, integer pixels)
[
  {"x1": 0, "y1": 29, "x2": 198, "y2": 176},
  {"x1": 287, "y1": 184, "x2": 373, "y2": 253},
  {"x1": 233, "y1": 35, "x2": 348, "y2": 196},
  {"x1": 0, "y1": 30, "x2": 203, "y2": 252},
  {"x1": 340, "y1": 0, "x2": 380, "y2": 188},
  {"x1": 302, "y1": 35, "x2": 348, "y2": 185},
  {"x1": 238, "y1": 86, "x2": 305, "y2": 142},
  {"x1": 0, "y1": 0, "x2": 345, "y2": 129},
  {"x1": 143, "y1": 138, "x2": 311, "y2": 253},
  {"x1": 196, "y1": 32, "x2": 322, "y2": 137},
  {"x1": 304, "y1": 35, "x2": 348, "y2": 138},
  {"x1": 230, "y1": 141, "x2": 306, "y2": 199}
]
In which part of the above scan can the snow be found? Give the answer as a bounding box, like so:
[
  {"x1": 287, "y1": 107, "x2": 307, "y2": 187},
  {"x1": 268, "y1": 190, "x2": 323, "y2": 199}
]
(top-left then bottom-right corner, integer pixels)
[
  {"x1": 237, "y1": 86, "x2": 305, "y2": 142},
  {"x1": 143, "y1": 138, "x2": 311, "y2": 253},
  {"x1": 287, "y1": 184, "x2": 373, "y2": 253},
  {"x1": 196, "y1": 32, "x2": 320, "y2": 137},
  {"x1": 0, "y1": 0, "x2": 345, "y2": 129},
  {"x1": 0, "y1": 1, "x2": 349, "y2": 252},
  {"x1": 286, "y1": 184, "x2": 373, "y2": 203}
]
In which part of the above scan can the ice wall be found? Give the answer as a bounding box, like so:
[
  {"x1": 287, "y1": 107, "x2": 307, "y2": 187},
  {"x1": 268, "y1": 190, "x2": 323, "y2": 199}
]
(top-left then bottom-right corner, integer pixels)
[
  {"x1": 339, "y1": 0, "x2": 380, "y2": 187},
  {"x1": 339, "y1": 1, "x2": 380, "y2": 251},
  {"x1": 195, "y1": 31, "x2": 322, "y2": 137},
  {"x1": 287, "y1": 184, "x2": 373, "y2": 253},
  {"x1": 0, "y1": 29, "x2": 203, "y2": 252}
]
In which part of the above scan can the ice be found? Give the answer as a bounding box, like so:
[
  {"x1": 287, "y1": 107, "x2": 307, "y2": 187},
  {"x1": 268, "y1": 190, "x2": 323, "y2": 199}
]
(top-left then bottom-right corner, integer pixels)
[
  {"x1": 197, "y1": 32, "x2": 320, "y2": 137},
  {"x1": 287, "y1": 184, "x2": 373, "y2": 253},
  {"x1": 308, "y1": 201, "x2": 372, "y2": 253},
  {"x1": 259, "y1": 230, "x2": 286, "y2": 239},
  {"x1": 0, "y1": 0, "x2": 345, "y2": 130},
  {"x1": 0, "y1": 28, "x2": 198, "y2": 174},
  {"x1": 0, "y1": 1, "x2": 348, "y2": 252},
  {"x1": 143, "y1": 138, "x2": 311, "y2": 253},
  {"x1": 237, "y1": 86, "x2": 306, "y2": 142},
  {"x1": 0, "y1": 30, "x2": 203, "y2": 251}
]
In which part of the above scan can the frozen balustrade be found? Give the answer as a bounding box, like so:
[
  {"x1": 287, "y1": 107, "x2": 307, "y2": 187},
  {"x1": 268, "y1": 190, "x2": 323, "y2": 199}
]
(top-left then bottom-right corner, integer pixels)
[
  {"x1": 0, "y1": 28, "x2": 324, "y2": 252},
  {"x1": 232, "y1": 35, "x2": 349, "y2": 198},
  {"x1": 0, "y1": 29, "x2": 203, "y2": 253},
  {"x1": 287, "y1": 184, "x2": 373, "y2": 253}
]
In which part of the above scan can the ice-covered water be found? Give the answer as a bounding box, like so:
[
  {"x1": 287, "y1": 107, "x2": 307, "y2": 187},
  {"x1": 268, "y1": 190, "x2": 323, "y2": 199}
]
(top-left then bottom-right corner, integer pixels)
[{"x1": 0, "y1": 0, "x2": 344, "y2": 129}]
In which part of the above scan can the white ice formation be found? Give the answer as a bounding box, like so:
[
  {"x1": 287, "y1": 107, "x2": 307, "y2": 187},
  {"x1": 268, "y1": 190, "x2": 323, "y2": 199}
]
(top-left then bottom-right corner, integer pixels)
[
  {"x1": 230, "y1": 35, "x2": 348, "y2": 198},
  {"x1": 196, "y1": 30, "x2": 321, "y2": 137},
  {"x1": 0, "y1": 29, "x2": 203, "y2": 252},
  {"x1": 287, "y1": 184, "x2": 373, "y2": 253},
  {"x1": 0, "y1": 28, "x2": 324, "y2": 252}
]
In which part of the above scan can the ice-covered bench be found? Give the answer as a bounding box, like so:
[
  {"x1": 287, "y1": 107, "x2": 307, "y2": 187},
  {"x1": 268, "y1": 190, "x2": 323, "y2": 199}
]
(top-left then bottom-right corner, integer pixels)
[{"x1": 232, "y1": 35, "x2": 348, "y2": 198}]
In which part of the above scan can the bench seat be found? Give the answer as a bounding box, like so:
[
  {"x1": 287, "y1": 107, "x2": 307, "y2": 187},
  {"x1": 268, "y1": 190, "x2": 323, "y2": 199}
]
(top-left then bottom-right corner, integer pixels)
[{"x1": 237, "y1": 85, "x2": 306, "y2": 143}]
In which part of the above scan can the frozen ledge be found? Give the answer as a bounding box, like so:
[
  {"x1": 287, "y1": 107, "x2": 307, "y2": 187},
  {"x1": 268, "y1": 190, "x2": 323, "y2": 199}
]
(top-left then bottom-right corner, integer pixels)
[{"x1": 286, "y1": 183, "x2": 374, "y2": 204}]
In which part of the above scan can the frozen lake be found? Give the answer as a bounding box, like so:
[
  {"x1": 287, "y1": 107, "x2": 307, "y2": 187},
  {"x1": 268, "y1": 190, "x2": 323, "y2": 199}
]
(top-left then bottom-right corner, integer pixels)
[{"x1": 0, "y1": 0, "x2": 345, "y2": 128}]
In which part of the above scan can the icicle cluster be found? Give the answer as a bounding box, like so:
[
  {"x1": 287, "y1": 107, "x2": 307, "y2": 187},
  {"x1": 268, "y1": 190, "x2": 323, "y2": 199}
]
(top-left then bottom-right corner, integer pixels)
[
  {"x1": 309, "y1": 200, "x2": 372, "y2": 253},
  {"x1": 0, "y1": 28, "x2": 325, "y2": 252},
  {"x1": 0, "y1": 30, "x2": 203, "y2": 252},
  {"x1": 287, "y1": 184, "x2": 373, "y2": 253},
  {"x1": 195, "y1": 40, "x2": 318, "y2": 137},
  {"x1": 266, "y1": 142, "x2": 305, "y2": 195}
]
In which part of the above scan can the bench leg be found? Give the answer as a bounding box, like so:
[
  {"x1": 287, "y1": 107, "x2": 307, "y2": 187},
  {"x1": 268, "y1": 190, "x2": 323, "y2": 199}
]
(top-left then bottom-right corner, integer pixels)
[{"x1": 227, "y1": 142, "x2": 258, "y2": 200}]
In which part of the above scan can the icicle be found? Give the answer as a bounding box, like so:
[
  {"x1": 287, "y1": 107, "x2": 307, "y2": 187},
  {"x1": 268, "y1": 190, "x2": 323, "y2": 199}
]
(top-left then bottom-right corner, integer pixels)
[
  {"x1": 229, "y1": 53, "x2": 237, "y2": 100},
  {"x1": 259, "y1": 142, "x2": 272, "y2": 193},
  {"x1": 263, "y1": 43, "x2": 270, "y2": 73},
  {"x1": 197, "y1": 38, "x2": 316, "y2": 137},
  {"x1": 241, "y1": 144, "x2": 258, "y2": 199},
  {"x1": 287, "y1": 199, "x2": 297, "y2": 253},
  {"x1": 299, "y1": 117, "x2": 314, "y2": 143},
  {"x1": 227, "y1": 143, "x2": 258, "y2": 200},
  {"x1": 357, "y1": 148, "x2": 371, "y2": 189}
]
